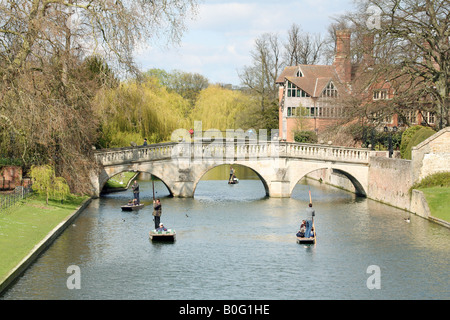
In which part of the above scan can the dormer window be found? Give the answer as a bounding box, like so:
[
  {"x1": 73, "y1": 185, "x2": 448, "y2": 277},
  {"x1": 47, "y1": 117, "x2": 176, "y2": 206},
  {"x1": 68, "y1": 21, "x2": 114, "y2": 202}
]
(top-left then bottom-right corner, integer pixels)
[
  {"x1": 296, "y1": 69, "x2": 303, "y2": 77},
  {"x1": 321, "y1": 81, "x2": 338, "y2": 98},
  {"x1": 286, "y1": 81, "x2": 310, "y2": 98}
]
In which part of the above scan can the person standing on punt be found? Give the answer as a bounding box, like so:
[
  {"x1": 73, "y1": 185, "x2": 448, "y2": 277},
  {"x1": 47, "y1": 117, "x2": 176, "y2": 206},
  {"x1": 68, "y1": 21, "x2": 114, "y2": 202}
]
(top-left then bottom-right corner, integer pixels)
[
  {"x1": 132, "y1": 180, "x2": 140, "y2": 205},
  {"x1": 229, "y1": 166, "x2": 235, "y2": 183},
  {"x1": 153, "y1": 199, "x2": 162, "y2": 229},
  {"x1": 305, "y1": 203, "x2": 315, "y2": 238}
]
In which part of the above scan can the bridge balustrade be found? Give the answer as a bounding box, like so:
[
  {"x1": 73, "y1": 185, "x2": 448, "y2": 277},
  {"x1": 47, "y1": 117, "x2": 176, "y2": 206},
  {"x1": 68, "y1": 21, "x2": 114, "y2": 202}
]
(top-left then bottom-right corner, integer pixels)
[{"x1": 94, "y1": 140, "x2": 372, "y2": 166}]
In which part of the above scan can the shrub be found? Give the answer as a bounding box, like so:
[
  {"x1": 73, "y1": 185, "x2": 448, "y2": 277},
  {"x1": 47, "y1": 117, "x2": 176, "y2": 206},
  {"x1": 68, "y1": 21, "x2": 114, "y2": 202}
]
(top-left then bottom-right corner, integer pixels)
[
  {"x1": 410, "y1": 172, "x2": 450, "y2": 193},
  {"x1": 294, "y1": 131, "x2": 318, "y2": 143},
  {"x1": 403, "y1": 127, "x2": 435, "y2": 159},
  {"x1": 400, "y1": 125, "x2": 425, "y2": 158}
]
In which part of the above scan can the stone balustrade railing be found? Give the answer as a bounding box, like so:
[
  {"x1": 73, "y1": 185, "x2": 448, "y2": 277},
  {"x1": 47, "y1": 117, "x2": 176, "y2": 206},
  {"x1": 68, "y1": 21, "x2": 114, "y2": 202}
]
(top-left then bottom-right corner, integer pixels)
[{"x1": 94, "y1": 140, "x2": 373, "y2": 166}]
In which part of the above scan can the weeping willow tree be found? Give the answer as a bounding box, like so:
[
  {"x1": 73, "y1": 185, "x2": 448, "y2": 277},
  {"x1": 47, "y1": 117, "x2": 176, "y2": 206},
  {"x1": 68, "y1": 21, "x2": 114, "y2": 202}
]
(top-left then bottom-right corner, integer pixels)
[
  {"x1": 94, "y1": 78, "x2": 191, "y2": 147},
  {"x1": 190, "y1": 86, "x2": 254, "y2": 131},
  {"x1": 30, "y1": 165, "x2": 70, "y2": 205}
]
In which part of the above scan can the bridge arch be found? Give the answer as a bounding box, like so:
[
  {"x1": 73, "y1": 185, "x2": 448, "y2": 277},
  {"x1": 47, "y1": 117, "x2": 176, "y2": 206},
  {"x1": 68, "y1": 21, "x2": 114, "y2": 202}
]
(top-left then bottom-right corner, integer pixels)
[
  {"x1": 192, "y1": 163, "x2": 270, "y2": 197},
  {"x1": 289, "y1": 166, "x2": 367, "y2": 197},
  {"x1": 98, "y1": 167, "x2": 174, "y2": 197},
  {"x1": 92, "y1": 141, "x2": 371, "y2": 198}
]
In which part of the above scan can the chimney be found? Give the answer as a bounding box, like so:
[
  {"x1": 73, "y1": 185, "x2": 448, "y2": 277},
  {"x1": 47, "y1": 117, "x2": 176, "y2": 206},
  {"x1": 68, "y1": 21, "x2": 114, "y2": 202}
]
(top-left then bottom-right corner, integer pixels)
[
  {"x1": 422, "y1": 40, "x2": 440, "y2": 71},
  {"x1": 333, "y1": 29, "x2": 352, "y2": 83},
  {"x1": 362, "y1": 33, "x2": 375, "y2": 66}
]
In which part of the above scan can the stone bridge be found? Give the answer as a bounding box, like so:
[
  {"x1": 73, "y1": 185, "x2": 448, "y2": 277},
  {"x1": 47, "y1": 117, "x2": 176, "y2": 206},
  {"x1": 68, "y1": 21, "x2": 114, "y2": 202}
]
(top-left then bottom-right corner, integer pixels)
[{"x1": 91, "y1": 139, "x2": 375, "y2": 198}]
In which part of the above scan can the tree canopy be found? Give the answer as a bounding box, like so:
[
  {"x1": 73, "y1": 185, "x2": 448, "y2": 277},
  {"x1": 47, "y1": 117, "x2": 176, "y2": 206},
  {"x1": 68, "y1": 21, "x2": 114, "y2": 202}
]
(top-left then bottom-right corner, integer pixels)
[{"x1": 0, "y1": 0, "x2": 198, "y2": 194}]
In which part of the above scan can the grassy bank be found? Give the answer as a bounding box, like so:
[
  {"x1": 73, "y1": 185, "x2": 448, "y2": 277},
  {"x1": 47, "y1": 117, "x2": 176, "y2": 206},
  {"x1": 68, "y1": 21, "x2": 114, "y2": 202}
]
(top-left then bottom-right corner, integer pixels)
[
  {"x1": 104, "y1": 171, "x2": 137, "y2": 189},
  {"x1": 0, "y1": 195, "x2": 88, "y2": 283},
  {"x1": 411, "y1": 172, "x2": 450, "y2": 223},
  {"x1": 419, "y1": 187, "x2": 450, "y2": 222}
]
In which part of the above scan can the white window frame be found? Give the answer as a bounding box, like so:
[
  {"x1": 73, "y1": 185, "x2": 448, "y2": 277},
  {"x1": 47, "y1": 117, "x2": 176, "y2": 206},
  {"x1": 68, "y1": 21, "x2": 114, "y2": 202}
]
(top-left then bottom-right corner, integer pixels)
[
  {"x1": 286, "y1": 81, "x2": 310, "y2": 98},
  {"x1": 373, "y1": 89, "x2": 388, "y2": 100},
  {"x1": 321, "y1": 81, "x2": 338, "y2": 98},
  {"x1": 423, "y1": 111, "x2": 435, "y2": 125}
]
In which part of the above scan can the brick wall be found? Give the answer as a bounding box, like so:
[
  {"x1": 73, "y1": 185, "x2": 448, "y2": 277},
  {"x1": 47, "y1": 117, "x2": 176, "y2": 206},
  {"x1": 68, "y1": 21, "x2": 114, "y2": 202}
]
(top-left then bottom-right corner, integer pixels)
[{"x1": 0, "y1": 166, "x2": 23, "y2": 190}]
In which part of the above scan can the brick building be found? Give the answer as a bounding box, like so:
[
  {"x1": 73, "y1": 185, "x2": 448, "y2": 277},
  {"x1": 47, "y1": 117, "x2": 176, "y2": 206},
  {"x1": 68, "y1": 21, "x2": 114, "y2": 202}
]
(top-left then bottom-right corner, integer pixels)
[
  {"x1": 276, "y1": 30, "x2": 437, "y2": 142},
  {"x1": 0, "y1": 166, "x2": 23, "y2": 190}
]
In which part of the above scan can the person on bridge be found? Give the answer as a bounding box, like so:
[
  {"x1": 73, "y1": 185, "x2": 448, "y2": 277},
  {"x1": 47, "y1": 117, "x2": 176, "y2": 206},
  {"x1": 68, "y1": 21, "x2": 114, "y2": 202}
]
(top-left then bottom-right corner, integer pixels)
[
  {"x1": 153, "y1": 199, "x2": 162, "y2": 229},
  {"x1": 132, "y1": 180, "x2": 140, "y2": 204},
  {"x1": 143, "y1": 138, "x2": 148, "y2": 146}
]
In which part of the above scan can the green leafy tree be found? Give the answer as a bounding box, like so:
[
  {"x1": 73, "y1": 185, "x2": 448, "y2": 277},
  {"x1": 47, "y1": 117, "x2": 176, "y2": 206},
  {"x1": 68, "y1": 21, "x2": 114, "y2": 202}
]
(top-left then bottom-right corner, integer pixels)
[
  {"x1": 94, "y1": 77, "x2": 190, "y2": 147},
  {"x1": 30, "y1": 165, "x2": 70, "y2": 205},
  {"x1": 52, "y1": 177, "x2": 71, "y2": 204},
  {"x1": 190, "y1": 86, "x2": 254, "y2": 131}
]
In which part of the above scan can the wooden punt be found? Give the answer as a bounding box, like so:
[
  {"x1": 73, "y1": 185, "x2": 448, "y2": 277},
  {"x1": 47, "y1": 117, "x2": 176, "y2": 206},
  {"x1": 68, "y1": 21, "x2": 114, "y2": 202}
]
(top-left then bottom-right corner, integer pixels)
[
  {"x1": 228, "y1": 178, "x2": 239, "y2": 184},
  {"x1": 121, "y1": 204, "x2": 144, "y2": 211},
  {"x1": 297, "y1": 221, "x2": 316, "y2": 244},
  {"x1": 296, "y1": 236, "x2": 316, "y2": 244},
  {"x1": 149, "y1": 229, "x2": 176, "y2": 242}
]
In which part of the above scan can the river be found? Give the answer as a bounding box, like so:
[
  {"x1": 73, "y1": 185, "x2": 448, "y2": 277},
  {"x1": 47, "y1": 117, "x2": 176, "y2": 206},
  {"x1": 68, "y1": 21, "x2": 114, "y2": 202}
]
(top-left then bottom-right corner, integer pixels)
[{"x1": 2, "y1": 166, "x2": 449, "y2": 300}]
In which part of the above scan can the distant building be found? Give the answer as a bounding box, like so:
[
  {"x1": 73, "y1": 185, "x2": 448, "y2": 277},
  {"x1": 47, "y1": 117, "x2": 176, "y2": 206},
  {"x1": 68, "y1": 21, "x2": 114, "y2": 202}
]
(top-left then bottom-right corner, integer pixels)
[{"x1": 277, "y1": 30, "x2": 436, "y2": 142}]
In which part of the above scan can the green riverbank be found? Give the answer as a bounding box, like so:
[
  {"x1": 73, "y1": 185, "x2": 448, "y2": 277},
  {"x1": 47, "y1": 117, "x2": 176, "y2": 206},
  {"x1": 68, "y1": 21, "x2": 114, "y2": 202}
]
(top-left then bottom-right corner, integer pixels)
[
  {"x1": 419, "y1": 187, "x2": 450, "y2": 223},
  {"x1": 0, "y1": 195, "x2": 88, "y2": 284}
]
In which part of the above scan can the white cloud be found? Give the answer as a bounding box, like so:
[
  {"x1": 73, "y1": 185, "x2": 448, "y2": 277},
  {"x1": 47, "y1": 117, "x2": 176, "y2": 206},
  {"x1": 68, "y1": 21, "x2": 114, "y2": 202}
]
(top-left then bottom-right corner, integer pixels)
[{"x1": 134, "y1": 0, "x2": 355, "y2": 85}]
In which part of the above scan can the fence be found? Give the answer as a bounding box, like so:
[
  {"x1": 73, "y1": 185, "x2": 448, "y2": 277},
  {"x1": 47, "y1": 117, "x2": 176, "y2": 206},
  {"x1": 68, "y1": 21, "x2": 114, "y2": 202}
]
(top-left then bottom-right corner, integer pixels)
[{"x1": 0, "y1": 185, "x2": 33, "y2": 211}]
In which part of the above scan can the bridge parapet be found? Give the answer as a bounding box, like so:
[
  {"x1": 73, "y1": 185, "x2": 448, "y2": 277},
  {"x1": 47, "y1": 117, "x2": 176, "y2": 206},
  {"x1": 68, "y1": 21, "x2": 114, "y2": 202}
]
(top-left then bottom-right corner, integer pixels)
[
  {"x1": 284, "y1": 143, "x2": 371, "y2": 164},
  {"x1": 94, "y1": 140, "x2": 372, "y2": 166},
  {"x1": 94, "y1": 142, "x2": 176, "y2": 166}
]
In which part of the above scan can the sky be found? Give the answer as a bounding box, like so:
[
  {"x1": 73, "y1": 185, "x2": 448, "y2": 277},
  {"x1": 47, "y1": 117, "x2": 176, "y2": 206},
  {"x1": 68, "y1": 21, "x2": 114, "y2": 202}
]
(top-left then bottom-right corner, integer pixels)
[{"x1": 134, "y1": 0, "x2": 355, "y2": 86}]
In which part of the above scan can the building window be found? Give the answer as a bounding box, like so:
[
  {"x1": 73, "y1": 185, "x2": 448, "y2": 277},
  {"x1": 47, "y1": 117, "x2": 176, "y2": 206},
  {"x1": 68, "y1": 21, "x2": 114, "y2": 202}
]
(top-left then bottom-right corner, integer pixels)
[
  {"x1": 405, "y1": 110, "x2": 417, "y2": 125},
  {"x1": 373, "y1": 90, "x2": 388, "y2": 100},
  {"x1": 372, "y1": 111, "x2": 393, "y2": 124},
  {"x1": 287, "y1": 106, "x2": 310, "y2": 117},
  {"x1": 287, "y1": 106, "x2": 298, "y2": 117},
  {"x1": 296, "y1": 69, "x2": 303, "y2": 77},
  {"x1": 316, "y1": 106, "x2": 344, "y2": 118},
  {"x1": 423, "y1": 111, "x2": 435, "y2": 125},
  {"x1": 287, "y1": 81, "x2": 310, "y2": 98},
  {"x1": 321, "y1": 81, "x2": 338, "y2": 98}
]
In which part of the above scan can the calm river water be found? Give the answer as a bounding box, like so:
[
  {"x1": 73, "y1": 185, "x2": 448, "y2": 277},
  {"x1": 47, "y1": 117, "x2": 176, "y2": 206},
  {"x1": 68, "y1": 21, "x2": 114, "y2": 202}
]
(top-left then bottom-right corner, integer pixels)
[{"x1": 2, "y1": 168, "x2": 449, "y2": 300}]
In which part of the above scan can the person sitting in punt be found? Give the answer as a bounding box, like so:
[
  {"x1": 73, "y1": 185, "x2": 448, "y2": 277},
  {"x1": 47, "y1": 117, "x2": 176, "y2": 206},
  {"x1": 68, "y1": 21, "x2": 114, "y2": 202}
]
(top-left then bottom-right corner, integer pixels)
[
  {"x1": 132, "y1": 198, "x2": 138, "y2": 206},
  {"x1": 296, "y1": 220, "x2": 306, "y2": 238},
  {"x1": 156, "y1": 223, "x2": 167, "y2": 232}
]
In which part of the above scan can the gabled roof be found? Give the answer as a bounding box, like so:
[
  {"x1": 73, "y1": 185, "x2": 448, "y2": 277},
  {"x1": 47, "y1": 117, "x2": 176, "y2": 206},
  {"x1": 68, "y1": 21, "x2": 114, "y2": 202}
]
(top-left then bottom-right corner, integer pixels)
[{"x1": 277, "y1": 65, "x2": 344, "y2": 98}]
